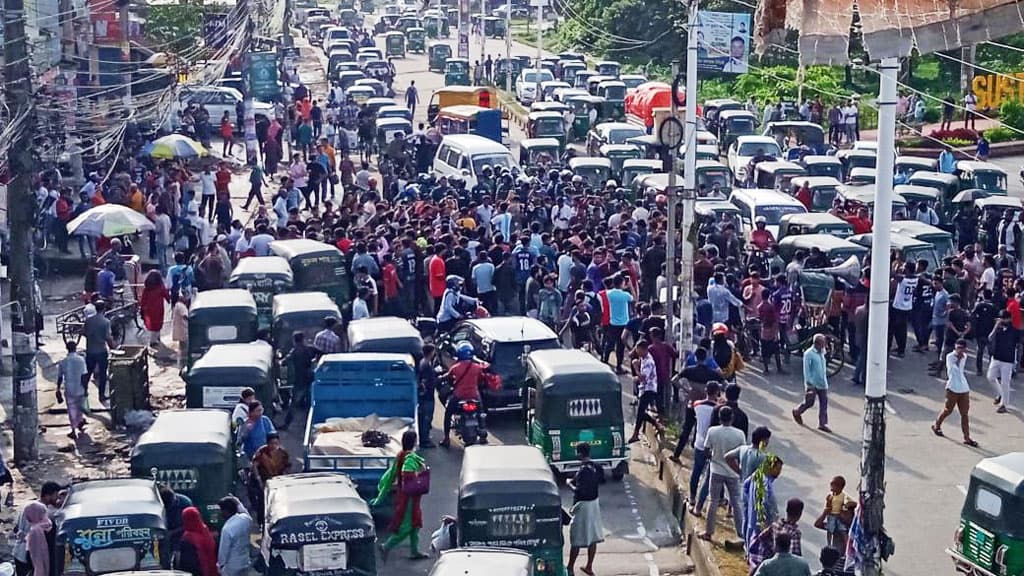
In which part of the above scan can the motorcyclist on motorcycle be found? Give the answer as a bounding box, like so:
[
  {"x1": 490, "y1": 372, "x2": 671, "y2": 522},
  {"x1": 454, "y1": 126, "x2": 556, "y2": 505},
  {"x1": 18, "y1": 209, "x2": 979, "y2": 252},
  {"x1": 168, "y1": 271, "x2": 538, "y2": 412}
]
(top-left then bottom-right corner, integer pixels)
[
  {"x1": 436, "y1": 275, "x2": 479, "y2": 333},
  {"x1": 440, "y1": 341, "x2": 489, "y2": 448},
  {"x1": 386, "y1": 132, "x2": 412, "y2": 173},
  {"x1": 749, "y1": 216, "x2": 777, "y2": 251}
]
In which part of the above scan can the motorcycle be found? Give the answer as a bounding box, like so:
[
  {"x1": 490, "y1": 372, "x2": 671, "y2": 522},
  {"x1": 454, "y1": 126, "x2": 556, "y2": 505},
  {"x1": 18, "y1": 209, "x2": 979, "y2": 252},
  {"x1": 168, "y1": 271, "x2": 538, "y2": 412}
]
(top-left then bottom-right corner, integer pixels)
[{"x1": 449, "y1": 397, "x2": 488, "y2": 446}]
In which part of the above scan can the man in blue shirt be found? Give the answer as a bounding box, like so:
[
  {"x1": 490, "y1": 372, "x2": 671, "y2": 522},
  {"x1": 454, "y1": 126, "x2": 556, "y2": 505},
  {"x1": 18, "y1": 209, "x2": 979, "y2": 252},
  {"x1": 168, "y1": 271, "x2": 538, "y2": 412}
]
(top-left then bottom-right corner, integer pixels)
[
  {"x1": 792, "y1": 333, "x2": 830, "y2": 432},
  {"x1": 471, "y1": 252, "x2": 496, "y2": 313},
  {"x1": 602, "y1": 275, "x2": 634, "y2": 373},
  {"x1": 96, "y1": 259, "x2": 116, "y2": 301}
]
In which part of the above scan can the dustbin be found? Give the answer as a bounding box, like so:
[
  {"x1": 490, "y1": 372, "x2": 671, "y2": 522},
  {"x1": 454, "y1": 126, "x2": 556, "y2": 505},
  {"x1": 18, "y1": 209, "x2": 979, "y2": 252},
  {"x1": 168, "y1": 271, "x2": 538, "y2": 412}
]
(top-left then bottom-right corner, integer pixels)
[{"x1": 108, "y1": 345, "x2": 150, "y2": 426}]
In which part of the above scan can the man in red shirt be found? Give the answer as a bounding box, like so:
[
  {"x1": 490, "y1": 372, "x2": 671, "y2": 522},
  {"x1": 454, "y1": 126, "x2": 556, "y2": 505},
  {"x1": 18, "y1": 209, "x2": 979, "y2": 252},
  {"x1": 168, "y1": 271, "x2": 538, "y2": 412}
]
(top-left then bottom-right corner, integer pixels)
[
  {"x1": 441, "y1": 343, "x2": 491, "y2": 447},
  {"x1": 845, "y1": 206, "x2": 873, "y2": 234},
  {"x1": 381, "y1": 253, "x2": 402, "y2": 316},
  {"x1": 749, "y1": 217, "x2": 776, "y2": 251},
  {"x1": 429, "y1": 244, "x2": 448, "y2": 314},
  {"x1": 214, "y1": 162, "x2": 232, "y2": 223}
]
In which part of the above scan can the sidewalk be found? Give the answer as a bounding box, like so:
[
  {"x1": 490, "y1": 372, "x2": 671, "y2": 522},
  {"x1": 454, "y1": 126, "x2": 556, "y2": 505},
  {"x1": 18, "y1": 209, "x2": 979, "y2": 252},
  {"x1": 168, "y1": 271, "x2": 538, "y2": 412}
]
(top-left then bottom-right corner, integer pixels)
[{"x1": 860, "y1": 116, "x2": 999, "y2": 140}]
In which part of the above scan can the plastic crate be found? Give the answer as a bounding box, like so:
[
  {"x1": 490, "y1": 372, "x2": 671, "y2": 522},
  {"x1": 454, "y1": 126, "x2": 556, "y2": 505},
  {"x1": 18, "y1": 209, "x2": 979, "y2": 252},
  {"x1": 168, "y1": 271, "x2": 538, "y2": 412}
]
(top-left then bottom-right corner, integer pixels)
[{"x1": 108, "y1": 345, "x2": 150, "y2": 425}]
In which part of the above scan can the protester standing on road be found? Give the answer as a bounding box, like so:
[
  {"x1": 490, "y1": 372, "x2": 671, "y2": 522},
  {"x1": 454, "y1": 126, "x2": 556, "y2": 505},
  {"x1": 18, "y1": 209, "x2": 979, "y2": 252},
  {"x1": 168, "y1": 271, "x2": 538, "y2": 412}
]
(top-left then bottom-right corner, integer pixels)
[
  {"x1": 216, "y1": 497, "x2": 252, "y2": 576},
  {"x1": 628, "y1": 339, "x2": 662, "y2": 443},
  {"x1": 55, "y1": 341, "x2": 88, "y2": 438},
  {"x1": 417, "y1": 345, "x2": 439, "y2": 448},
  {"x1": 698, "y1": 406, "x2": 747, "y2": 541},
  {"x1": 567, "y1": 442, "x2": 604, "y2": 576},
  {"x1": 932, "y1": 339, "x2": 978, "y2": 446},
  {"x1": 793, "y1": 334, "x2": 830, "y2": 432},
  {"x1": 406, "y1": 81, "x2": 419, "y2": 116},
  {"x1": 374, "y1": 430, "x2": 429, "y2": 562},
  {"x1": 176, "y1": 507, "x2": 218, "y2": 576},
  {"x1": 83, "y1": 301, "x2": 114, "y2": 404},
  {"x1": 987, "y1": 309, "x2": 1015, "y2": 413}
]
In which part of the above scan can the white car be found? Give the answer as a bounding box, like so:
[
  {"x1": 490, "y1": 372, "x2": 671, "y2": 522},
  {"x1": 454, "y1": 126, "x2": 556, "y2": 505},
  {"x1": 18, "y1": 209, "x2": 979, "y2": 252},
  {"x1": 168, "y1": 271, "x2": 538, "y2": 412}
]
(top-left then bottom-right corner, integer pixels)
[
  {"x1": 179, "y1": 87, "x2": 274, "y2": 123},
  {"x1": 321, "y1": 26, "x2": 350, "y2": 51},
  {"x1": 727, "y1": 135, "x2": 783, "y2": 183},
  {"x1": 515, "y1": 68, "x2": 554, "y2": 105}
]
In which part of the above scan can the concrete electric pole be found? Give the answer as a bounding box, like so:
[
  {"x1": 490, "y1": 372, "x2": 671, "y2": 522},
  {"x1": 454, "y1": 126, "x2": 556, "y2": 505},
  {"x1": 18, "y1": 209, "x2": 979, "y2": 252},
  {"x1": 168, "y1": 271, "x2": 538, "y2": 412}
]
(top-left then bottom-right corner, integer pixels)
[{"x1": 4, "y1": 0, "x2": 40, "y2": 462}]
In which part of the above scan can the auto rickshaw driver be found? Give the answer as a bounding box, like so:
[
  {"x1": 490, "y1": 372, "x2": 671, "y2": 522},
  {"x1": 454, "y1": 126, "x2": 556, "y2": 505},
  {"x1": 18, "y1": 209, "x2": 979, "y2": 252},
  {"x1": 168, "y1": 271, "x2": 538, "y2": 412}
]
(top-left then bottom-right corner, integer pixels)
[
  {"x1": 441, "y1": 342, "x2": 490, "y2": 448},
  {"x1": 750, "y1": 216, "x2": 777, "y2": 251}
]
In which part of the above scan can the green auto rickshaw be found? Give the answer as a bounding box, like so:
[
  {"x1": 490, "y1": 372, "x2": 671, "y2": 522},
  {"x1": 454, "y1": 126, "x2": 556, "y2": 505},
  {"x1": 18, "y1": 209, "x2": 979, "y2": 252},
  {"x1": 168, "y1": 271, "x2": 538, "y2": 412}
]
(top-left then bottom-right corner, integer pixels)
[
  {"x1": 445, "y1": 58, "x2": 470, "y2": 86},
  {"x1": 423, "y1": 12, "x2": 449, "y2": 37},
  {"x1": 527, "y1": 111, "x2": 567, "y2": 151},
  {"x1": 524, "y1": 349, "x2": 629, "y2": 480},
  {"x1": 563, "y1": 94, "x2": 593, "y2": 140},
  {"x1": 346, "y1": 316, "x2": 424, "y2": 362},
  {"x1": 272, "y1": 292, "x2": 341, "y2": 400},
  {"x1": 483, "y1": 15, "x2": 505, "y2": 37},
  {"x1": 596, "y1": 80, "x2": 626, "y2": 119},
  {"x1": 458, "y1": 445, "x2": 565, "y2": 576},
  {"x1": 407, "y1": 27, "x2": 426, "y2": 52},
  {"x1": 385, "y1": 31, "x2": 406, "y2": 57},
  {"x1": 54, "y1": 479, "x2": 166, "y2": 576},
  {"x1": 130, "y1": 409, "x2": 235, "y2": 528},
  {"x1": 430, "y1": 549, "x2": 533, "y2": 576},
  {"x1": 186, "y1": 341, "x2": 275, "y2": 411},
  {"x1": 263, "y1": 473, "x2": 378, "y2": 576},
  {"x1": 186, "y1": 289, "x2": 258, "y2": 370},
  {"x1": 494, "y1": 57, "x2": 523, "y2": 89},
  {"x1": 228, "y1": 256, "x2": 294, "y2": 331},
  {"x1": 568, "y1": 157, "x2": 612, "y2": 188},
  {"x1": 269, "y1": 239, "x2": 349, "y2": 308},
  {"x1": 948, "y1": 452, "x2": 1024, "y2": 576},
  {"x1": 398, "y1": 15, "x2": 419, "y2": 31},
  {"x1": 621, "y1": 159, "x2": 663, "y2": 192},
  {"x1": 519, "y1": 138, "x2": 562, "y2": 171},
  {"x1": 429, "y1": 43, "x2": 453, "y2": 72},
  {"x1": 595, "y1": 59, "x2": 621, "y2": 78},
  {"x1": 360, "y1": 0, "x2": 374, "y2": 12},
  {"x1": 598, "y1": 143, "x2": 641, "y2": 181},
  {"x1": 339, "y1": 8, "x2": 360, "y2": 26},
  {"x1": 446, "y1": 7, "x2": 458, "y2": 25}
]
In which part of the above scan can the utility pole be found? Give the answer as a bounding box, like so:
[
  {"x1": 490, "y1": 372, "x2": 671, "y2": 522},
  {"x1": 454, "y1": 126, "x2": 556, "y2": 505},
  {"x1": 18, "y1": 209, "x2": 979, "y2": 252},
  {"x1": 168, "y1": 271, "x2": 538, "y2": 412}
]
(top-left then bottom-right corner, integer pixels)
[
  {"x1": 504, "y1": 0, "x2": 511, "y2": 93},
  {"x1": 860, "y1": 56, "x2": 898, "y2": 576},
  {"x1": 534, "y1": 0, "x2": 542, "y2": 100},
  {"x1": 243, "y1": 0, "x2": 258, "y2": 165},
  {"x1": 678, "y1": 0, "x2": 698, "y2": 358},
  {"x1": 663, "y1": 60, "x2": 680, "y2": 355},
  {"x1": 119, "y1": 0, "x2": 132, "y2": 109},
  {"x1": 281, "y1": 0, "x2": 293, "y2": 158},
  {"x1": 4, "y1": 0, "x2": 40, "y2": 462}
]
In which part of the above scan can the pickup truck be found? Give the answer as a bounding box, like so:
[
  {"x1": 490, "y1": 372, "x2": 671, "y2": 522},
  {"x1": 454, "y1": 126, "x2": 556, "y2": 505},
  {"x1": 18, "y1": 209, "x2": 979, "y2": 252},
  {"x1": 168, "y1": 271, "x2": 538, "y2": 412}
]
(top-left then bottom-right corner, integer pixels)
[{"x1": 303, "y1": 353, "x2": 418, "y2": 514}]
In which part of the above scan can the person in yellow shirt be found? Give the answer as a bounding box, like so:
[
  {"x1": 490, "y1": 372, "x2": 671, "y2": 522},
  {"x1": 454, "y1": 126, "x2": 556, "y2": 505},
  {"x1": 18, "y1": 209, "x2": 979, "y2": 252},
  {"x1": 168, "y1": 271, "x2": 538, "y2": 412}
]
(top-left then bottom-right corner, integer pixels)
[{"x1": 320, "y1": 137, "x2": 337, "y2": 198}]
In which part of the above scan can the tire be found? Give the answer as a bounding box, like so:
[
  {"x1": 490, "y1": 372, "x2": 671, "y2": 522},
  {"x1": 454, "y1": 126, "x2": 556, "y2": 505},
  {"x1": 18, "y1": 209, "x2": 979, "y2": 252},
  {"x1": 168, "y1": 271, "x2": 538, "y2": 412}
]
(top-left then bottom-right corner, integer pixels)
[
  {"x1": 612, "y1": 461, "x2": 628, "y2": 481},
  {"x1": 825, "y1": 335, "x2": 845, "y2": 376}
]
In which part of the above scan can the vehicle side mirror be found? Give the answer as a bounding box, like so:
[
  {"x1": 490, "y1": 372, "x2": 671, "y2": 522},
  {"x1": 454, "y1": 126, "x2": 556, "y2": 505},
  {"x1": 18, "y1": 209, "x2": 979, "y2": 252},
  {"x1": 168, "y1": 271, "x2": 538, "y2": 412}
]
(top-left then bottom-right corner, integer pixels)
[{"x1": 461, "y1": 168, "x2": 470, "y2": 177}]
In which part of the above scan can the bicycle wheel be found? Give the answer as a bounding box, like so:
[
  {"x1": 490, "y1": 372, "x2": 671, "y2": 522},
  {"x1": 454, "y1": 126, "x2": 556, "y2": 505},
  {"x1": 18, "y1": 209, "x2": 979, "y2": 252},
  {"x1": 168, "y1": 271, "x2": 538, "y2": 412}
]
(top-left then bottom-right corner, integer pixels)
[{"x1": 825, "y1": 334, "x2": 845, "y2": 376}]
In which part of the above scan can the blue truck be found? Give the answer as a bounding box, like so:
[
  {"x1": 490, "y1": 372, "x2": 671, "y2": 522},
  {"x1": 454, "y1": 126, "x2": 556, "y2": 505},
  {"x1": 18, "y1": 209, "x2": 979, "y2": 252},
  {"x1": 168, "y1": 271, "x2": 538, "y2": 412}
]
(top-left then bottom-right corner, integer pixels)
[{"x1": 302, "y1": 352, "x2": 419, "y2": 514}]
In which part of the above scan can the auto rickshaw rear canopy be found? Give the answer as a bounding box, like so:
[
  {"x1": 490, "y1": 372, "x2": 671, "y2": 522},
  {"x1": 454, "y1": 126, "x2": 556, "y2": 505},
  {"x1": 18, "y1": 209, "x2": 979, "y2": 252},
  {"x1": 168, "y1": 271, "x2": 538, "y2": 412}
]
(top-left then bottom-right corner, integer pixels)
[
  {"x1": 188, "y1": 342, "x2": 273, "y2": 385},
  {"x1": 55, "y1": 478, "x2": 166, "y2": 541},
  {"x1": 190, "y1": 289, "x2": 257, "y2": 318},
  {"x1": 131, "y1": 409, "x2": 232, "y2": 467},
  {"x1": 270, "y1": 239, "x2": 344, "y2": 261},
  {"x1": 273, "y1": 292, "x2": 342, "y2": 318},
  {"x1": 430, "y1": 548, "x2": 533, "y2": 576},
  {"x1": 971, "y1": 452, "x2": 1024, "y2": 497},
  {"x1": 346, "y1": 316, "x2": 424, "y2": 357},
  {"x1": 265, "y1": 472, "x2": 376, "y2": 548},
  {"x1": 459, "y1": 445, "x2": 560, "y2": 508},
  {"x1": 228, "y1": 256, "x2": 293, "y2": 284}
]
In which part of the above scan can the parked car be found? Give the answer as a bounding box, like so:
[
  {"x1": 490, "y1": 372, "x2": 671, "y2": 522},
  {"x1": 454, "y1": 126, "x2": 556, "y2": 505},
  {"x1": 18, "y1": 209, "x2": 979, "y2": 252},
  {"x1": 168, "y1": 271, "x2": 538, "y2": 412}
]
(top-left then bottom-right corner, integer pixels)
[{"x1": 179, "y1": 86, "x2": 274, "y2": 122}]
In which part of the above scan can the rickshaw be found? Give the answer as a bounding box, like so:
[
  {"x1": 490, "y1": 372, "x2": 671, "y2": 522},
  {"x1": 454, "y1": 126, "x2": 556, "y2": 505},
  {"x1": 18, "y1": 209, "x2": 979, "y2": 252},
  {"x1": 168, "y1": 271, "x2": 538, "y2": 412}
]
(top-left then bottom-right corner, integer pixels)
[
  {"x1": 361, "y1": 0, "x2": 374, "y2": 12},
  {"x1": 358, "y1": 80, "x2": 389, "y2": 98},
  {"x1": 345, "y1": 85, "x2": 376, "y2": 105},
  {"x1": 789, "y1": 176, "x2": 841, "y2": 212},
  {"x1": 263, "y1": 473, "x2": 377, "y2": 576},
  {"x1": 270, "y1": 239, "x2": 349, "y2": 307},
  {"x1": 228, "y1": 256, "x2": 293, "y2": 331},
  {"x1": 956, "y1": 160, "x2": 1008, "y2": 194},
  {"x1": 429, "y1": 43, "x2": 453, "y2": 72},
  {"x1": 384, "y1": 4, "x2": 400, "y2": 15},
  {"x1": 778, "y1": 233, "x2": 867, "y2": 264},
  {"x1": 563, "y1": 93, "x2": 598, "y2": 140},
  {"x1": 975, "y1": 196, "x2": 1024, "y2": 225},
  {"x1": 695, "y1": 200, "x2": 743, "y2": 234},
  {"x1": 338, "y1": 0, "x2": 354, "y2": 9},
  {"x1": 560, "y1": 61, "x2": 587, "y2": 85},
  {"x1": 894, "y1": 184, "x2": 944, "y2": 223},
  {"x1": 527, "y1": 111, "x2": 567, "y2": 150},
  {"x1": 398, "y1": 15, "x2": 419, "y2": 30},
  {"x1": 272, "y1": 292, "x2": 342, "y2": 403},
  {"x1": 337, "y1": 70, "x2": 366, "y2": 91},
  {"x1": 621, "y1": 159, "x2": 663, "y2": 190},
  {"x1": 384, "y1": 31, "x2": 406, "y2": 57},
  {"x1": 761, "y1": 121, "x2": 827, "y2": 155},
  {"x1": 625, "y1": 134, "x2": 661, "y2": 160},
  {"x1": 494, "y1": 57, "x2": 523, "y2": 88},
  {"x1": 530, "y1": 101, "x2": 569, "y2": 115},
  {"x1": 445, "y1": 7, "x2": 459, "y2": 24},
  {"x1": 894, "y1": 155, "x2": 936, "y2": 177},
  {"x1": 790, "y1": 270, "x2": 847, "y2": 375},
  {"x1": 598, "y1": 144, "x2": 641, "y2": 180},
  {"x1": 847, "y1": 166, "x2": 876, "y2": 185},
  {"x1": 838, "y1": 184, "x2": 909, "y2": 219},
  {"x1": 519, "y1": 138, "x2": 562, "y2": 170},
  {"x1": 620, "y1": 73, "x2": 647, "y2": 90},
  {"x1": 890, "y1": 220, "x2": 956, "y2": 260},
  {"x1": 423, "y1": 11, "x2": 449, "y2": 37},
  {"x1": 130, "y1": 409, "x2": 235, "y2": 528},
  {"x1": 523, "y1": 349, "x2": 628, "y2": 479},
  {"x1": 836, "y1": 148, "x2": 877, "y2": 179},
  {"x1": 568, "y1": 156, "x2": 613, "y2": 187},
  {"x1": 483, "y1": 15, "x2": 505, "y2": 37},
  {"x1": 947, "y1": 452, "x2": 1024, "y2": 576},
  {"x1": 186, "y1": 289, "x2": 258, "y2": 370},
  {"x1": 596, "y1": 80, "x2": 626, "y2": 119},
  {"x1": 540, "y1": 81, "x2": 571, "y2": 103},
  {"x1": 849, "y1": 232, "x2": 940, "y2": 270},
  {"x1": 595, "y1": 60, "x2": 621, "y2": 78},
  {"x1": 717, "y1": 109, "x2": 758, "y2": 154},
  {"x1": 585, "y1": 75, "x2": 615, "y2": 96},
  {"x1": 445, "y1": 58, "x2": 471, "y2": 86},
  {"x1": 458, "y1": 446, "x2": 565, "y2": 576},
  {"x1": 693, "y1": 159, "x2": 732, "y2": 196},
  {"x1": 908, "y1": 171, "x2": 961, "y2": 218},
  {"x1": 186, "y1": 341, "x2": 275, "y2": 411},
  {"x1": 430, "y1": 549, "x2": 534, "y2": 576},
  {"x1": 339, "y1": 7, "x2": 360, "y2": 25},
  {"x1": 377, "y1": 104, "x2": 413, "y2": 121},
  {"x1": 346, "y1": 316, "x2": 424, "y2": 362},
  {"x1": 801, "y1": 155, "x2": 843, "y2": 179},
  {"x1": 753, "y1": 160, "x2": 807, "y2": 190},
  {"x1": 703, "y1": 98, "x2": 743, "y2": 136},
  {"x1": 54, "y1": 479, "x2": 166, "y2": 576},
  {"x1": 406, "y1": 27, "x2": 426, "y2": 52},
  {"x1": 573, "y1": 70, "x2": 597, "y2": 90},
  {"x1": 375, "y1": 117, "x2": 414, "y2": 153},
  {"x1": 777, "y1": 212, "x2": 853, "y2": 241}
]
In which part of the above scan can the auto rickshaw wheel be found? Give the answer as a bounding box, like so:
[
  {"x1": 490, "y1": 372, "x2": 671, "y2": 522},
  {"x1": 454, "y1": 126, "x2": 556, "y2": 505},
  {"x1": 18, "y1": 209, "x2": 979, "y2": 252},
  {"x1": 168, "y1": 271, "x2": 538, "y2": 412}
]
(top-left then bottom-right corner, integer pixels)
[
  {"x1": 111, "y1": 322, "x2": 126, "y2": 348},
  {"x1": 611, "y1": 461, "x2": 628, "y2": 481}
]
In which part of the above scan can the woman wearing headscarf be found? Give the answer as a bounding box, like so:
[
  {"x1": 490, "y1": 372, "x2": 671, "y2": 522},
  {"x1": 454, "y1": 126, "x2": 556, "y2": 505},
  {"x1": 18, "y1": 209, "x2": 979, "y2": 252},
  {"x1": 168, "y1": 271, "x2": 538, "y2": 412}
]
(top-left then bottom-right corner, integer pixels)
[
  {"x1": 139, "y1": 269, "x2": 170, "y2": 347},
  {"x1": 176, "y1": 507, "x2": 218, "y2": 576},
  {"x1": 23, "y1": 501, "x2": 52, "y2": 576},
  {"x1": 371, "y1": 430, "x2": 428, "y2": 562}
]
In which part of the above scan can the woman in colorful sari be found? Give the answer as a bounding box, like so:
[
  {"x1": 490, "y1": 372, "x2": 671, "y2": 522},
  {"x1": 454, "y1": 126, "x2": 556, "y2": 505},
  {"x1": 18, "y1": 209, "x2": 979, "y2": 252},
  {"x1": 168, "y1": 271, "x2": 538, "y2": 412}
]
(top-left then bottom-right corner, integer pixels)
[{"x1": 372, "y1": 430, "x2": 429, "y2": 562}]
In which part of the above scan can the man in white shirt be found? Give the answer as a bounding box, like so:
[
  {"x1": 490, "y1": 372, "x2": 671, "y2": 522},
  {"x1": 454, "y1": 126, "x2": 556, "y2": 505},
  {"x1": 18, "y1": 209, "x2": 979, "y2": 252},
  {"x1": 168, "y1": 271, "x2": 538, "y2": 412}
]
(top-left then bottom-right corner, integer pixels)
[
  {"x1": 556, "y1": 249, "x2": 574, "y2": 293},
  {"x1": 631, "y1": 199, "x2": 650, "y2": 223},
  {"x1": 932, "y1": 339, "x2": 977, "y2": 446},
  {"x1": 272, "y1": 189, "x2": 289, "y2": 230},
  {"x1": 687, "y1": 381, "x2": 721, "y2": 511},
  {"x1": 551, "y1": 197, "x2": 573, "y2": 230},
  {"x1": 964, "y1": 91, "x2": 978, "y2": 130},
  {"x1": 197, "y1": 165, "x2": 217, "y2": 219},
  {"x1": 890, "y1": 262, "x2": 917, "y2": 356},
  {"x1": 698, "y1": 406, "x2": 747, "y2": 540}
]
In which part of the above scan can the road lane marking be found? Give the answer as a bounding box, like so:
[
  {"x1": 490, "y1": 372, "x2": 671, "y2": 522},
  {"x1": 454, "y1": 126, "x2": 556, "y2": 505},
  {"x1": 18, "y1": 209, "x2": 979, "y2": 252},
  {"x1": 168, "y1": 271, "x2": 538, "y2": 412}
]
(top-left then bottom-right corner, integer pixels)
[{"x1": 885, "y1": 400, "x2": 897, "y2": 415}]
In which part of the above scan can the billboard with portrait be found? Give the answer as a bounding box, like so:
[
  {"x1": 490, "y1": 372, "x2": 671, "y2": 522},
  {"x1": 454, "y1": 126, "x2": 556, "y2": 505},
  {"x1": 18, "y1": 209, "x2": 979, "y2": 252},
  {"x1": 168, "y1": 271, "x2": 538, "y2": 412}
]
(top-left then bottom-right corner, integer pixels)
[{"x1": 696, "y1": 11, "x2": 751, "y2": 74}]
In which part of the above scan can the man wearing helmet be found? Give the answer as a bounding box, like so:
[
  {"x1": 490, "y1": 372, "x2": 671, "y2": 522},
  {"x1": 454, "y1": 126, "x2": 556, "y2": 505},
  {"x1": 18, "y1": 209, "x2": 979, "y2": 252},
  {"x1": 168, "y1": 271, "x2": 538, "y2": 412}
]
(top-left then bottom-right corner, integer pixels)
[
  {"x1": 436, "y1": 275, "x2": 480, "y2": 333},
  {"x1": 749, "y1": 216, "x2": 776, "y2": 251},
  {"x1": 440, "y1": 341, "x2": 491, "y2": 447}
]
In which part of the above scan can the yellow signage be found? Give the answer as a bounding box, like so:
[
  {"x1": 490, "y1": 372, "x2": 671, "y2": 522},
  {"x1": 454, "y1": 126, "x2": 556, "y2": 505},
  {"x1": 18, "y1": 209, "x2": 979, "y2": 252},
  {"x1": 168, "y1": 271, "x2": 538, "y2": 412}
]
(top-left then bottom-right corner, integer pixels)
[{"x1": 972, "y1": 73, "x2": 1024, "y2": 110}]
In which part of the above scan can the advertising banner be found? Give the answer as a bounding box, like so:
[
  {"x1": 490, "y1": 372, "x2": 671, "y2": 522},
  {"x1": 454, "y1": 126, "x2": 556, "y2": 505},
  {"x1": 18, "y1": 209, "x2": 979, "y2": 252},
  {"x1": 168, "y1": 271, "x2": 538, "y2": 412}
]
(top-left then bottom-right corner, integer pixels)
[
  {"x1": 248, "y1": 51, "x2": 280, "y2": 100},
  {"x1": 696, "y1": 11, "x2": 750, "y2": 74},
  {"x1": 458, "y1": 0, "x2": 470, "y2": 58}
]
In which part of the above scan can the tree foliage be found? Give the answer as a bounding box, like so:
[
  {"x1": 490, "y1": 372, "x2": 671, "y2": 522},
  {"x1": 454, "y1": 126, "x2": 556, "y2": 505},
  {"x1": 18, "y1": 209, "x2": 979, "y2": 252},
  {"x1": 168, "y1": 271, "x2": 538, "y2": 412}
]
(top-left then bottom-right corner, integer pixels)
[{"x1": 145, "y1": 4, "x2": 207, "y2": 56}]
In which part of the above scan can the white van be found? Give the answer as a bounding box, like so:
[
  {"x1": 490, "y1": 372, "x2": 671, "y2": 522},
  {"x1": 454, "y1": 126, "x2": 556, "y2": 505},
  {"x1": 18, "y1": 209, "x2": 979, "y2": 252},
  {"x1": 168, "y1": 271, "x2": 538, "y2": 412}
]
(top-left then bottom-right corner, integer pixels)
[
  {"x1": 321, "y1": 27, "x2": 350, "y2": 51},
  {"x1": 728, "y1": 188, "x2": 807, "y2": 241},
  {"x1": 433, "y1": 134, "x2": 520, "y2": 189}
]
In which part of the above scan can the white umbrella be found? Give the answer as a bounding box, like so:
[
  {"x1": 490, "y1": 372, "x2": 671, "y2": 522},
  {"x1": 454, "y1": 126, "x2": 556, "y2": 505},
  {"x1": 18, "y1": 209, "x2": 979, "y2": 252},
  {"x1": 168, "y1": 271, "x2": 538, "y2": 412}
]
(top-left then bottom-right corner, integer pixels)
[{"x1": 66, "y1": 204, "x2": 155, "y2": 237}]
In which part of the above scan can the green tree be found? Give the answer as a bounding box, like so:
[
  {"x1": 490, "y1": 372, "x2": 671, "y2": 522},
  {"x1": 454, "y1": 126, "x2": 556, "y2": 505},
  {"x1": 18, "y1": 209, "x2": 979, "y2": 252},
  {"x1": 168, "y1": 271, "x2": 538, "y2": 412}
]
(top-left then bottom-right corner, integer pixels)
[{"x1": 145, "y1": 5, "x2": 208, "y2": 56}]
